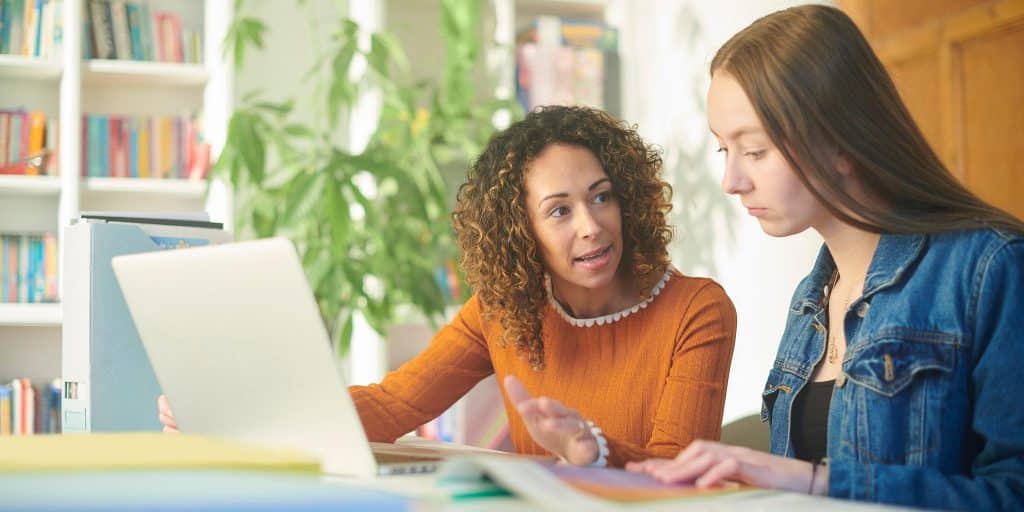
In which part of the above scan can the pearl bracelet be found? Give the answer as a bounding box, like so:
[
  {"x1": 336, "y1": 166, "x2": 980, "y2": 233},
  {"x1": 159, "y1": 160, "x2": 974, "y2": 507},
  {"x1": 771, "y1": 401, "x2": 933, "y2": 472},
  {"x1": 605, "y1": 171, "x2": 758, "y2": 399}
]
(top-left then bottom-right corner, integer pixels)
[
  {"x1": 561, "y1": 420, "x2": 608, "y2": 467},
  {"x1": 587, "y1": 420, "x2": 609, "y2": 467}
]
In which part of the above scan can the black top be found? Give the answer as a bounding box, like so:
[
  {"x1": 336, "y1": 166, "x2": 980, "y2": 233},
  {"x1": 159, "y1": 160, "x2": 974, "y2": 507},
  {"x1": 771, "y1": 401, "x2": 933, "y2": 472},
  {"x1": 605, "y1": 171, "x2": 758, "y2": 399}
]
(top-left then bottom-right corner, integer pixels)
[{"x1": 791, "y1": 379, "x2": 835, "y2": 463}]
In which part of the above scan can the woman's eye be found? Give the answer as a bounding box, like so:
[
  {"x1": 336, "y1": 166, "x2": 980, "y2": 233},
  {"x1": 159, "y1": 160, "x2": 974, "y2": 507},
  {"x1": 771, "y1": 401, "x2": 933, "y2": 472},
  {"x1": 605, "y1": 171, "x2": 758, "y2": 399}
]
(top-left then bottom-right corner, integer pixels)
[
  {"x1": 716, "y1": 147, "x2": 728, "y2": 154},
  {"x1": 550, "y1": 206, "x2": 569, "y2": 218},
  {"x1": 745, "y1": 149, "x2": 766, "y2": 160},
  {"x1": 594, "y1": 192, "x2": 610, "y2": 203}
]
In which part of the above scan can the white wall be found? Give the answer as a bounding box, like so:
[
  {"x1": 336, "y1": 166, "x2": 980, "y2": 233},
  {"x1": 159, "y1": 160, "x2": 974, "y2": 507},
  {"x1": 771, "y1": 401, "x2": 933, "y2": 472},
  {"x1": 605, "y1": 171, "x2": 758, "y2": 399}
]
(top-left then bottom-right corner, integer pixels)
[{"x1": 613, "y1": 0, "x2": 828, "y2": 423}]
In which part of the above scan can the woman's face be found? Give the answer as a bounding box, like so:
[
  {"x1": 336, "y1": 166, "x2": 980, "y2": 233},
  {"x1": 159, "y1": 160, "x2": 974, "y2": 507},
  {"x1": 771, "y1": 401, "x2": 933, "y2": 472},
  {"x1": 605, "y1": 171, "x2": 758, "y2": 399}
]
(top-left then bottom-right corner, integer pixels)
[
  {"x1": 523, "y1": 143, "x2": 624, "y2": 296},
  {"x1": 707, "y1": 71, "x2": 829, "y2": 237}
]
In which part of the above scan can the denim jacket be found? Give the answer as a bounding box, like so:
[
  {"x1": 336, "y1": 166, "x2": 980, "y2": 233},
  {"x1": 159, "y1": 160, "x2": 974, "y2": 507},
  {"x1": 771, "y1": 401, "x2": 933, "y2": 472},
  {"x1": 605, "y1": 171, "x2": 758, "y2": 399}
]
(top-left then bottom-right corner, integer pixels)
[{"x1": 763, "y1": 229, "x2": 1024, "y2": 510}]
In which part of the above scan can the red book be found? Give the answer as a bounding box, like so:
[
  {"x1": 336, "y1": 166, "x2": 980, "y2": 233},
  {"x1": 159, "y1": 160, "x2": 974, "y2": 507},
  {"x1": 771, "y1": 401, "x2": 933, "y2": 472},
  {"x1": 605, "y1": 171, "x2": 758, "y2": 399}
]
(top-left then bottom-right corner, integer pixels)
[{"x1": 109, "y1": 117, "x2": 125, "y2": 177}]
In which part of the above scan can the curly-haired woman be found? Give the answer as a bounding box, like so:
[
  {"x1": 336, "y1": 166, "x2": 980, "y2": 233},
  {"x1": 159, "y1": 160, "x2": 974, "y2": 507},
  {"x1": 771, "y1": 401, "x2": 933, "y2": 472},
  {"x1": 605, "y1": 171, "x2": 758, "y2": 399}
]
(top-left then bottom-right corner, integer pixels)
[{"x1": 160, "y1": 105, "x2": 737, "y2": 468}]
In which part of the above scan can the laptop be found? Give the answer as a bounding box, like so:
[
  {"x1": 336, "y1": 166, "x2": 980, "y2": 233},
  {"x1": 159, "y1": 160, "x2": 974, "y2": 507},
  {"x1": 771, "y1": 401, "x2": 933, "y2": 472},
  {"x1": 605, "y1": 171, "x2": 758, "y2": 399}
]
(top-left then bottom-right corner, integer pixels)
[{"x1": 111, "y1": 237, "x2": 445, "y2": 476}]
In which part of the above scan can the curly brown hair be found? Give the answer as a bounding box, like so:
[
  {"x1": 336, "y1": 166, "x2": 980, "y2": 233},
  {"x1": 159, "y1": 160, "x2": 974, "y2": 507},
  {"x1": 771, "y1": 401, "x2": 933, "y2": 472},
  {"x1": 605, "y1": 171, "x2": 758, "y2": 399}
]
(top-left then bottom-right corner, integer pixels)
[{"x1": 451, "y1": 105, "x2": 672, "y2": 369}]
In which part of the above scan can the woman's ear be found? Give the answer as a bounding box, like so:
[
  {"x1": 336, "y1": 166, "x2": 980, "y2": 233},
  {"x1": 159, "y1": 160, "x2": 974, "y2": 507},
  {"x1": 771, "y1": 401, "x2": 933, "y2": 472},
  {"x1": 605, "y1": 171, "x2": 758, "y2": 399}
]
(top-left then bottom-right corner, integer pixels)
[{"x1": 836, "y1": 153, "x2": 855, "y2": 177}]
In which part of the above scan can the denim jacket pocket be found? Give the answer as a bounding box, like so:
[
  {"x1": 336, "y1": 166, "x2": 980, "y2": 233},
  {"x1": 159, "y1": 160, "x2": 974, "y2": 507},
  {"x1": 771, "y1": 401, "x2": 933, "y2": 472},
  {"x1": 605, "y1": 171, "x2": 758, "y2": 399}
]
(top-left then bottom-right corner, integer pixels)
[
  {"x1": 760, "y1": 368, "x2": 790, "y2": 424},
  {"x1": 841, "y1": 330, "x2": 959, "y2": 464},
  {"x1": 844, "y1": 329, "x2": 957, "y2": 396}
]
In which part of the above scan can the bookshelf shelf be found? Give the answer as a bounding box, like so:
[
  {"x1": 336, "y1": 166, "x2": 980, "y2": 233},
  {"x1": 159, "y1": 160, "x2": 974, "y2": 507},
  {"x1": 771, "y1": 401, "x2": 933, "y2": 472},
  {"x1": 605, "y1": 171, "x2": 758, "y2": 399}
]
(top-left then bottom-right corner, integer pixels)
[
  {"x1": 83, "y1": 60, "x2": 209, "y2": 87},
  {"x1": 0, "y1": 303, "x2": 62, "y2": 326},
  {"x1": 515, "y1": 0, "x2": 607, "y2": 21},
  {"x1": 83, "y1": 177, "x2": 208, "y2": 198},
  {"x1": 0, "y1": 175, "x2": 62, "y2": 196},
  {"x1": 0, "y1": 54, "x2": 62, "y2": 81}
]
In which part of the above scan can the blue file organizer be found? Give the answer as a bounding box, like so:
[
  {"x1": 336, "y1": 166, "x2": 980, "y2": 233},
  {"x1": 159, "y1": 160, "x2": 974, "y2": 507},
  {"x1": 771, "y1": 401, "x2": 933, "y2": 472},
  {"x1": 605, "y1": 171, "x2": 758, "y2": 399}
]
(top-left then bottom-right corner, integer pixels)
[{"x1": 62, "y1": 219, "x2": 228, "y2": 433}]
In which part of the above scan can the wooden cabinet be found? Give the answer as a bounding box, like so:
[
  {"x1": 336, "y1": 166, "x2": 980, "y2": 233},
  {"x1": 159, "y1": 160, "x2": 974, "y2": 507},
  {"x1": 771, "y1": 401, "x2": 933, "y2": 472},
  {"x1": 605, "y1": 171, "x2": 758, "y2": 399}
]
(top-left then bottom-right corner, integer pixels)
[{"x1": 840, "y1": 0, "x2": 1024, "y2": 220}]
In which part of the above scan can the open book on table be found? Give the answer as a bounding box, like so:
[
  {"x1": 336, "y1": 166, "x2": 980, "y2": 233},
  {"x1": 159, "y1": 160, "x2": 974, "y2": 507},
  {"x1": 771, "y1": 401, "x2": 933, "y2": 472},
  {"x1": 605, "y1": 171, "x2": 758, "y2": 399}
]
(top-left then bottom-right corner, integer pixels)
[{"x1": 437, "y1": 454, "x2": 768, "y2": 511}]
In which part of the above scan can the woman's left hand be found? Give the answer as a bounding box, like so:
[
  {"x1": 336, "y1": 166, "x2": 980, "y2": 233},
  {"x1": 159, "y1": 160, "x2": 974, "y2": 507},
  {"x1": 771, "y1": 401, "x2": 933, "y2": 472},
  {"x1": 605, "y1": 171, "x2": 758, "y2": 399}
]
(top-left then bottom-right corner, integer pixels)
[
  {"x1": 625, "y1": 440, "x2": 826, "y2": 494},
  {"x1": 504, "y1": 375, "x2": 599, "y2": 466}
]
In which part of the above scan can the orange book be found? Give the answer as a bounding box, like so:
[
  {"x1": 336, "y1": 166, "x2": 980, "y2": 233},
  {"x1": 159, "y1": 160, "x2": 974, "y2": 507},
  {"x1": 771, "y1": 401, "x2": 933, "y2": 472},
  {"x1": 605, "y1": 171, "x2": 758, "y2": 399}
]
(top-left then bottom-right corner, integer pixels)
[
  {"x1": 26, "y1": 112, "x2": 47, "y2": 176},
  {"x1": 138, "y1": 118, "x2": 151, "y2": 178},
  {"x1": 0, "y1": 385, "x2": 10, "y2": 435},
  {"x1": 158, "y1": 116, "x2": 173, "y2": 178},
  {"x1": 43, "y1": 233, "x2": 58, "y2": 301}
]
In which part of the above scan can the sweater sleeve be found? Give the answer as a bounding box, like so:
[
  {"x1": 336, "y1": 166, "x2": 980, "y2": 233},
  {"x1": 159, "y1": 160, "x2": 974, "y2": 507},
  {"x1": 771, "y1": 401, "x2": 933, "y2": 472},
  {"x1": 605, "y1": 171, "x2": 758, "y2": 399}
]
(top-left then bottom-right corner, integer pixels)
[
  {"x1": 604, "y1": 281, "x2": 737, "y2": 467},
  {"x1": 349, "y1": 295, "x2": 495, "y2": 442}
]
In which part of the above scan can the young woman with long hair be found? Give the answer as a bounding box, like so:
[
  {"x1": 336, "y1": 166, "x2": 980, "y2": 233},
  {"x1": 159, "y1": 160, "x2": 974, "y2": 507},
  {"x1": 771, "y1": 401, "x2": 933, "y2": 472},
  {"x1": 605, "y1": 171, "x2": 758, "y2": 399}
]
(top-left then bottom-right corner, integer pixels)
[{"x1": 628, "y1": 5, "x2": 1024, "y2": 509}]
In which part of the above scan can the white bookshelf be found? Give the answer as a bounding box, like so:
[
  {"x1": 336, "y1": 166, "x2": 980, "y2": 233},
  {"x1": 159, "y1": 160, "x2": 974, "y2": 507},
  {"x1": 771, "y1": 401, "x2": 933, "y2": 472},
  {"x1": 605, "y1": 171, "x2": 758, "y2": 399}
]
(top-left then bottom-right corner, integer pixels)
[
  {"x1": 0, "y1": 304, "x2": 63, "y2": 326},
  {"x1": 83, "y1": 177, "x2": 207, "y2": 197},
  {"x1": 0, "y1": 175, "x2": 63, "y2": 196},
  {"x1": 0, "y1": 54, "x2": 62, "y2": 80},
  {"x1": 0, "y1": 0, "x2": 234, "y2": 382},
  {"x1": 83, "y1": 59, "x2": 208, "y2": 86}
]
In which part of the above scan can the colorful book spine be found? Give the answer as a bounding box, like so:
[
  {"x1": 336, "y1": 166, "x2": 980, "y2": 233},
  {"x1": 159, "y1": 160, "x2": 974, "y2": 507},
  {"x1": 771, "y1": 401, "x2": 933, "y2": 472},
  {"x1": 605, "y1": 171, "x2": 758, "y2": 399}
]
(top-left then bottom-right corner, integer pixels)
[
  {"x1": 26, "y1": 111, "x2": 45, "y2": 175},
  {"x1": 0, "y1": 384, "x2": 10, "y2": 435},
  {"x1": 109, "y1": 0, "x2": 129, "y2": 60},
  {"x1": 137, "y1": 116, "x2": 150, "y2": 178},
  {"x1": 43, "y1": 232, "x2": 57, "y2": 300}
]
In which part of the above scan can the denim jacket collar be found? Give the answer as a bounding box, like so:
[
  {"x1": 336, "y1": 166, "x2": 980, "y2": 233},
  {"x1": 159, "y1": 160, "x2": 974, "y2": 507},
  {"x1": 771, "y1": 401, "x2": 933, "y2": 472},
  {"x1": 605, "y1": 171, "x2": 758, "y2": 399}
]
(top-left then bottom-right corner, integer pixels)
[{"x1": 794, "y1": 233, "x2": 927, "y2": 314}]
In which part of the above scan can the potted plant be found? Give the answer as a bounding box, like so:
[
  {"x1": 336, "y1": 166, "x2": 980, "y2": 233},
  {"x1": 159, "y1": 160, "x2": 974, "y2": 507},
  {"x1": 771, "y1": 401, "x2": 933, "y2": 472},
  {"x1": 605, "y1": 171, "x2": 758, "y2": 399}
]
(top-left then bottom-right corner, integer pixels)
[{"x1": 214, "y1": 0, "x2": 518, "y2": 355}]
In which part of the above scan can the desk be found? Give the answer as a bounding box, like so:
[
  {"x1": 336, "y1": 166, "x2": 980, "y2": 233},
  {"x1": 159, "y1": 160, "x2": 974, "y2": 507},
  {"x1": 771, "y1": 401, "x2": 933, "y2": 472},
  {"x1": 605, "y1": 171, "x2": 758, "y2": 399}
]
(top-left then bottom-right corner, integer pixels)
[{"x1": 1, "y1": 468, "x2": 913, "y2": 511}]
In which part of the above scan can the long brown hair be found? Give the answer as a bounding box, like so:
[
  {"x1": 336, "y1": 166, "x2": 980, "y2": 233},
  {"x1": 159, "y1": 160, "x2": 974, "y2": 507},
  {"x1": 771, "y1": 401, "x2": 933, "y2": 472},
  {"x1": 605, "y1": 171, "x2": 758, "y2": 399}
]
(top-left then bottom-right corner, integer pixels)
[
  {"x1": 451, "y1": 106, "x2": 672, "y2": 369},
  {"x1": 711, "y1": 4, "x2": 1024, "y2": 234}
]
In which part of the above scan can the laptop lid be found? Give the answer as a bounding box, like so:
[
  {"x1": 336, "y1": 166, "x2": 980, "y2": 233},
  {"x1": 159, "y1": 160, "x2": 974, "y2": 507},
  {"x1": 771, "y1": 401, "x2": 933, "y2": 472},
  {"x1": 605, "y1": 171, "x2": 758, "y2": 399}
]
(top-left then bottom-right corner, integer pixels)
[{"x1": 112, "y1": 237, "x2": 379, "y2": 476}]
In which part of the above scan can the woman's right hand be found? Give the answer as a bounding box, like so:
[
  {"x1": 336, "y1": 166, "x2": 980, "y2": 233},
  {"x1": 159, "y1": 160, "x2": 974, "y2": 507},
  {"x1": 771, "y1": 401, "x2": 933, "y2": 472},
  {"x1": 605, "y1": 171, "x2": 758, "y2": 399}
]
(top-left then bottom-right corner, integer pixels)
[{"x1": 157, "y1": 394, "x2": 180, "y2": 434}]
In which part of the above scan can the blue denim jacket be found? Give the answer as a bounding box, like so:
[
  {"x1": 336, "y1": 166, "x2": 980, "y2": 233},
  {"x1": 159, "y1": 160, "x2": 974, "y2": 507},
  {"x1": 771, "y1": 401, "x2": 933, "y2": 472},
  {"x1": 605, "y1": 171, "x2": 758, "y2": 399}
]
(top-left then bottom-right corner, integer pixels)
[{"x1": 763, "y1": 229, "x2": 1024, "y2": 510}]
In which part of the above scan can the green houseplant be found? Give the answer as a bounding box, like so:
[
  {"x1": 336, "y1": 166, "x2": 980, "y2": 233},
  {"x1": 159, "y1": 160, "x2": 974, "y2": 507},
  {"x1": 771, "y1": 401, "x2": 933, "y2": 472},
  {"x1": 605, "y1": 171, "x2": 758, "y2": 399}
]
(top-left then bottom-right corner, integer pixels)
[{"x1": 215, "y1": 0, "x2": 518, "y2": 355}]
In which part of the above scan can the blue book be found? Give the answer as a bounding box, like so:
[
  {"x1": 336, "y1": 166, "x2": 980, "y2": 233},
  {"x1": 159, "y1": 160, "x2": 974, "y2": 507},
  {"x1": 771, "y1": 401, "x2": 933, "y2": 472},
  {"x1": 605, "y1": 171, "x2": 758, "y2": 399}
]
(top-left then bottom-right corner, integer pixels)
[
  {"x1": 82, "y1": 12, "x2": 92, "y2": 59},
  {"x1": 31, "y1": 0, "x2": 42, "y2": 57},
  {"x1": 138, "y1": 0, "x2": 153, "y2": 60},
  {"x1": 32, "y1": 236, "x2": 44, "y2": 303},
  {"x1": 25, "y1": 236, "x2": 34, "y2": 303},
  {"x1": 88, "y1": 115, "x2": 103, "y2": 177},
  {"x1": 127, "y1": 117, "x2": 138, "y2": 177},
  {"x1": 8, "y1": 110, "x2": 22, "y2": 164},
  {"x1": 0, "y1": 0, "x2": 9, "y2": 54},
  {"x1": 46, "y1": 379, "x2": 61, "y2": 432},
  {"x1": 99, "y1": 116, "x2": 110, "y2": 177},
  {"x1": 125, "y1": 1, "x2": 143, "y2": 60},
  {"x1": 1, "y1": 235, "x2": 8, "y2": 302}
]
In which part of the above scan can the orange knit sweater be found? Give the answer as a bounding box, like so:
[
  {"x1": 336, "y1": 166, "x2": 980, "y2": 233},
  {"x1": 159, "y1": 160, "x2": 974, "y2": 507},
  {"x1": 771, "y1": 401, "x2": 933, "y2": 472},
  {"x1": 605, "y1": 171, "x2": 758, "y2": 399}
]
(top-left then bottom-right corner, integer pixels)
[{"x1": 349, "y1": 270, "x2": 737, "y2": 467}]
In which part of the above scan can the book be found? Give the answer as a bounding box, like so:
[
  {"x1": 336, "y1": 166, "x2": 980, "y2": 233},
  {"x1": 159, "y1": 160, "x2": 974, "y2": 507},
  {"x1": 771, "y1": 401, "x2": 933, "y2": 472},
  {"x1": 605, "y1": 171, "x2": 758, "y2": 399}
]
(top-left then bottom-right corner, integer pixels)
[
  {"x1": 0, "y1": 384, "x2": 10, "y2": 435},
  {"x1": 88, "y1": 0, "x2": 114, "y2": 59},
  {"x1": 438, "y1": 455, "x2": 760, "y2": 511},
  {"x1": 0, "y1": 433, "x2": 321, "y2": 472}
]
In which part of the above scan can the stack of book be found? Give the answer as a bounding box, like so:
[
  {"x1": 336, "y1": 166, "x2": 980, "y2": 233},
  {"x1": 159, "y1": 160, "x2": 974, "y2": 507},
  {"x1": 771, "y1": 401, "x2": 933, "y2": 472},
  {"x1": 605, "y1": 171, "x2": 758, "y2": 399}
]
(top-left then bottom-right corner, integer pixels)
[
  {"x1": 83, "y1": 0, "x2": 201, "y2": 64},
  {"x1": 0, "y1": 0, "x2": 63, "y2": 59},
  {"x1": 515, "y1": 17, "x2": 620, "y2": 116},
  {"x1": 0, "y1": 233, "x2": 58, "y2": 304},
  {"x1": 0, "y1": 109, "x2": 59, "y2": 176},
  {"x1": 81, "y1": 113, "x2": 209, "y2": 180},
  {"x1": 0, "y1": 378, "x2": 61, "y2": 435}
]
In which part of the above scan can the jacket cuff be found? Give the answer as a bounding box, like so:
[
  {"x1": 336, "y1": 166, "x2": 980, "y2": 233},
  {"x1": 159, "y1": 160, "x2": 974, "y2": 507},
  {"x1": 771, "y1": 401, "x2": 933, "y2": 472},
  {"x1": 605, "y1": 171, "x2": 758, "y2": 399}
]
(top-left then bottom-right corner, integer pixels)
[{"x1": 828, "y1": 458, "x2": 874, "y2": 501}]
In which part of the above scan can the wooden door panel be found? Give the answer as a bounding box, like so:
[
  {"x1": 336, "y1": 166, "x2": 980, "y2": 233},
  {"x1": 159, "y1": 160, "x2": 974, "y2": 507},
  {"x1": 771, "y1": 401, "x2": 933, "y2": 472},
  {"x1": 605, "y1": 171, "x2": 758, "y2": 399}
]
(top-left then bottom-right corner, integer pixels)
[
  {"x1": 886, "y1": 51, "x2": 944, "y2": 157},
  {"x1": 960, "y1": 24, "x2": 1024, "y2": 219},
  {"x1": 866, "y1": 0, "x2": 989, "y2": 39}
]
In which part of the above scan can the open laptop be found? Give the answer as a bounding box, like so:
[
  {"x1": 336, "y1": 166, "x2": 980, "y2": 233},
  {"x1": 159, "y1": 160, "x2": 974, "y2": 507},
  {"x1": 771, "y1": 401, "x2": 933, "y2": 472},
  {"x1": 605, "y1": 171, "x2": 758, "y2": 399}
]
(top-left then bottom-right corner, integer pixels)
[{"x1": 111, "y1": 237, "x2": 446, "y2": 476}]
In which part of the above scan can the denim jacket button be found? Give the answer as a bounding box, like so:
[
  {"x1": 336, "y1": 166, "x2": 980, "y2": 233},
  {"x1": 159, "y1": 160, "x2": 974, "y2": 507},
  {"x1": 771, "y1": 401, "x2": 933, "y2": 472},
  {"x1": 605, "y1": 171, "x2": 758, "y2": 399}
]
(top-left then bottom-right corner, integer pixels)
[
  {"x1": 836, "y1": 373, "x2": 847, "y2": 387},
  {"x1": 856, "y1": 302, "x2": 870, "y2": 318}
]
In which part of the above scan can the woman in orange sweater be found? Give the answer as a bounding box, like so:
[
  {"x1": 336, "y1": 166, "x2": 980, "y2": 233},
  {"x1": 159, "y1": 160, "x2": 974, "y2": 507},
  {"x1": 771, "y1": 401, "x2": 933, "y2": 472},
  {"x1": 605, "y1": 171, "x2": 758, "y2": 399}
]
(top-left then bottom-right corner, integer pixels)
[{"x1": 160, "y1": 105, "x2": 736, "y2": 468}]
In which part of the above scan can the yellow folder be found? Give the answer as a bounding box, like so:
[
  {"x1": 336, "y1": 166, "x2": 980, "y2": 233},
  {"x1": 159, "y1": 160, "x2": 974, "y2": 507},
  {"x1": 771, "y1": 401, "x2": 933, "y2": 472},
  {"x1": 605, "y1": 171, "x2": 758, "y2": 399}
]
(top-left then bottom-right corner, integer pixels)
[{"x1": 0, "y1": 433, "x2": 321, "y2": 473}]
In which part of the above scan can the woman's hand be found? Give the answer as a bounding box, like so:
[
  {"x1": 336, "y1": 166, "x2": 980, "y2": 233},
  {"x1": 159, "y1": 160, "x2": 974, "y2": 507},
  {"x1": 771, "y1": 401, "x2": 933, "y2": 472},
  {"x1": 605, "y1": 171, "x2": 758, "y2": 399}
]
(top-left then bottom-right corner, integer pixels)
[
  {"x1": 504, "y1": 375, "x2": 599, "y2": 466},
  {"x1": 625, "y1": 440, "x2": 826, "y2": 494},
  {"x1": 157, "y1": 394, "x2": 180, "y2": 434}
]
